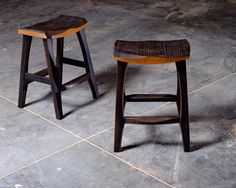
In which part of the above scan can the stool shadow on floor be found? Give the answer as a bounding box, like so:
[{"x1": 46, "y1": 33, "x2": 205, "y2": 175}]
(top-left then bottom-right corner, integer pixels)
[
  {"x1": 120, "y1": 101, "x2": 236, "y2": 152},
  {"x1": 95, "y1": 64, "x2": 142, "y2": 95},
  {"x1": 63, "y1": 64, "x2": 142, "y2": 116},
  {"x1": 25, "y1": 93, "x2": 52, "y2": 107},
  {"x1": 121, "y1": 124, "x2": 222, "y2": 152},
  {"x1": 24, "y1": 64, "x2": 142, "y2": 117},
  {"x1": 94, "y1": 65, "x2": 117, "y2": 95},
  {"x1": 24, "y1": 90, "x2": 100, "y2": 118},
  {"x1": 189, "y1": 103, "x2": 236, "y2": 151}
]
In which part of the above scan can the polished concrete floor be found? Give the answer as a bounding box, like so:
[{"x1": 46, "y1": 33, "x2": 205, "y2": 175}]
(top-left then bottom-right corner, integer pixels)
[{"x1": 0, "y1": 0, "x2": 236, "y2": 188}]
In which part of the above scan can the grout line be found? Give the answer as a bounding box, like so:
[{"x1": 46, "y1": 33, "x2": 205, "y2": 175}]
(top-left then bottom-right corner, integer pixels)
[
  {"x1": 84, "y1": 139, "x2": 176, "y2": 188},
  {"x1": 0, "y1": 140, "x2": 84, "y2": 180},
  {"x1": 172, "y1": 137, "x2": 181, "y2": 183},
  {"x1": 0, "y1": 95, "x2": 18, "y2": 106},
  {"x1": 0, "y1": 97, "x2": 114, "y2": 180},
  {"x1": 23, "y1": 107, "x2": 82, "y2": 139},
  {"x1": 138, "y1": 102, "x2": 171, "y2": 116},
  {"x1": 0, "y1": 94, "x2": 175, "y2": 187},
  {"x1": 0, "y1": 95, "x2": 82, "y2": 139},
  {"x1": 85, "y1": 126, "x2": 113, "y2": 140},
  {"x1": 0, "y1": 93, "x2": 115, "y2": 141},
  {"x1": 126, "y1": 110, "x2": 138, "y2": 116},
  {"x1": 138, "y1": 72, "x2": 236, "y2": 116},
  {"x1": 188, "y1": 72, "x2": 236, "y2": 95},
  {"x1": 0, "y1": 94, "x2": 127, "y2": 142}
]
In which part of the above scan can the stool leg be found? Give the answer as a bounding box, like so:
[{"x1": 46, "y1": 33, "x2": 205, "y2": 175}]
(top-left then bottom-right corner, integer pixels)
[
  {"x1": 77, "y1": 29, "x2": 99, "y2": 99},
  {"x1": 43, "y1": 39, "x2": 63, "y2": 120},
  {"x1": 176, "y1": 60, "x2": 190, "y2": 152},
  {"x1": 114, "y1": 61, "x2": 127, "y2": 152},
  {"x1": 56, "y1": 38, "x2": 64, "y2": 86},
  {"x1": 176, "y1": 70, "x2": 180, "y2": 115},
  {"x1": 18, "y1": 35, "x2": 32, "y2": 108}
]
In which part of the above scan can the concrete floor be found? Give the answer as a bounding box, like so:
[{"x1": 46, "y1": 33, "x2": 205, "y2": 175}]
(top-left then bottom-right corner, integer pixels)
[{"x1": 0, "y1": 0, "x2": 236, "y2": 187}]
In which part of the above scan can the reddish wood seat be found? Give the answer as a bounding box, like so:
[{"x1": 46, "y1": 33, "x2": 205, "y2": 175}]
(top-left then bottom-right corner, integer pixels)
[
  {"x1": 113, "y1": 40, "x2": 190, "y2": 64},
  {"x1": 18, "y1": 15, "x2": 88, "y2": 39}
]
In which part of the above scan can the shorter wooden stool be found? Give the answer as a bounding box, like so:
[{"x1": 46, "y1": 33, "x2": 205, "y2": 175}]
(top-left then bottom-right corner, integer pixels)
[
  {"x1": 18, "y1": 15, "x2": 99, "y2": 119},
  {"x1": 113, "y1": 40, "x2": 191, "y2": 152}
]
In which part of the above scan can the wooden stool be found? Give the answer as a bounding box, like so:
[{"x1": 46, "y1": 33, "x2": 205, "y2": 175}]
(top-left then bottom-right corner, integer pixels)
[
  {"x1": 18, "y1": 15, "x2": 99, "y2": 120},
  {"x1": 113, "y1": 40, "x2": 191, "y2": 152}
]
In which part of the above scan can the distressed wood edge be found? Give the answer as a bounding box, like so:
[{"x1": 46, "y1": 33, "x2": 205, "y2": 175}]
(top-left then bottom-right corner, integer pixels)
[
  {"x1": 112, "y1": 56, "x2": 189, "y2": 64},
  {"x1": 18, "y1": 23, "x2": 88, "y2": 39}
]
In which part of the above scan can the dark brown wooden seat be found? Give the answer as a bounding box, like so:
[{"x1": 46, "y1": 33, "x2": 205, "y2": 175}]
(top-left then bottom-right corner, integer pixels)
[
  {"x1": 113, "y1": 39, "x2": 191, "y2": 152},
  {"x1": 113, "y1": 40, "x2": 190, "y2": 64},
  {"x1": 18, "y1": 15, "x2": 99, "y2": 120},
  {"x1": 18, "y1": 15, "x2": 88, "y2": 39}
]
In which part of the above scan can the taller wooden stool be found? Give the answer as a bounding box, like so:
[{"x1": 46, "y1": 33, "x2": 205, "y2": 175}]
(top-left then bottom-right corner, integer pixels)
[
  {"x1": 18, "y1": 15, "x2": 99, "y2": 120},
  {"x1": 113, "y1": 40, "x2": 191, "y2": 152}
]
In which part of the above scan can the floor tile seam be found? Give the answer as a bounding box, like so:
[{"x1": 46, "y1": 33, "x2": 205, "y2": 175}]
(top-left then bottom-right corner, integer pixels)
[
  {"x1": 0, "y1": 95, "x2": 82, "y2": 139},
  {"x1": 0, "y1": 93, "x2": 121, "y2": 169},
  {"x1": 0, "y1": 93, "x2": 115, "y2": 145},
  {"x1": 23, "y1": 111, "x2": 114, "y2": 143},
  {"x1": 85, "y1": 126, "x2": 114, "y2": 140},
  {"x1": 188, "y1": 72, "x2": 236, "y2": 95},
  {"x1": 84, "y1": 139, "x2": 176, "y2": 188},
  {"x1": 171, "y1": 142, "x2": 181, "y2": 183},
  {"x1": 0, "y1": 140, "x2": 84, "y2": 180},
  {"x1": 0, "y1": 94, "x2": 133, "y2": 149},
  {"x1": 138, "y1": 72, "x2": 236, "y2": 116},
  {"x1": 23, "y1": 107, "x2": 82, "y2": 139},
  {"x1": 149, "y1": 134, "x2": 181, "y2": 183},
  {"x1": 0, "y1": 94, "x2": 135, "y2": 141}
]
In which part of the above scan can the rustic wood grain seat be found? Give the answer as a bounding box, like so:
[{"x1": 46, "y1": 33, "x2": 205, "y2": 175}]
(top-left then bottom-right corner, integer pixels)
[
  {"x1": 113, "y1": 39, "x2": 190, "y2": 64},
  {"x1": 18, "y1": 15, "x2": 88, "y2": 39},
  {"x1": 113, "y1": 39, "x2": 191, "y2": 152},
  {"x1": 18, "y1": 15, "x2": 99, "y2": 120}
]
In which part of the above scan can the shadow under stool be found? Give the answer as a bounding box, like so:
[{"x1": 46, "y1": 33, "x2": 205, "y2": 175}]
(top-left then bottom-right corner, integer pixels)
[
  {"x1": 113, "y1": 40, "x2": 191, "y2": 152},
  {"x1": 18, "y1": 15, "x2": 99, "y2": 120}
]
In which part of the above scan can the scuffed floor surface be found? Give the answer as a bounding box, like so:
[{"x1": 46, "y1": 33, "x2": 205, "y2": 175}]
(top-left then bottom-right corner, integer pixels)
[{"x1": 0, "y1": 0, "x2": 236, "y2": 187}]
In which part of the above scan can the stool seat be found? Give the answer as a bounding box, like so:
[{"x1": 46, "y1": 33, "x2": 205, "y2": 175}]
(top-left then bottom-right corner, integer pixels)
[
  {"x1": 113, "y1": 39, "x2": 190, "y2": 64},
  {"x1": 18, "y1": 15, "x2": 88, "y2": 39}
]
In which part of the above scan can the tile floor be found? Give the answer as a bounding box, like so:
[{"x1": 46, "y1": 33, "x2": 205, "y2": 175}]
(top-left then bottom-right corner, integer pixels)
[{"x1": 0, "y1": 0, "x2": 236, "y2": 187}]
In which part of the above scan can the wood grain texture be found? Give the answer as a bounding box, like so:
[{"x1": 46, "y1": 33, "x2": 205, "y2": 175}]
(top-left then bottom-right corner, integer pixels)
[
  {"x1": 113, "y1": 40, "x2": 190, "y2": 64},
  {"x1": 18, "y1": 15, "x2": 88, "y2": 39},
  {"x1": 125, "y1": 94, "x2": 177, "y2": 102},
  {"x1": 125, "y1": 116, "x2": 180, "y2": 124}
]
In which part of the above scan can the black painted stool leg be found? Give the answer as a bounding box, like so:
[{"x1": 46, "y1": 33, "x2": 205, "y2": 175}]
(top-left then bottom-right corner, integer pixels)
[
  {"x1": 176, "y1": 70, "x2": 180, "y2": 115},
  {"x1": 176, "y1": 60, "x2": 190, "y2": 152},
  {"x1": 18, "y1": 35, "x2": 32, "y2": 108},
  {"x1": 77, "y1": 29, "x2": 99, "y2": 99},
  {"x1": 56, "y1": 38, "x2": 64, "y2": 86},
  {"x1": 114, "y1": 61, "x2": 127, "y2": 152},
  {"x1": 43, "y1": 39, "x2": 63, "y2": 120}
]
